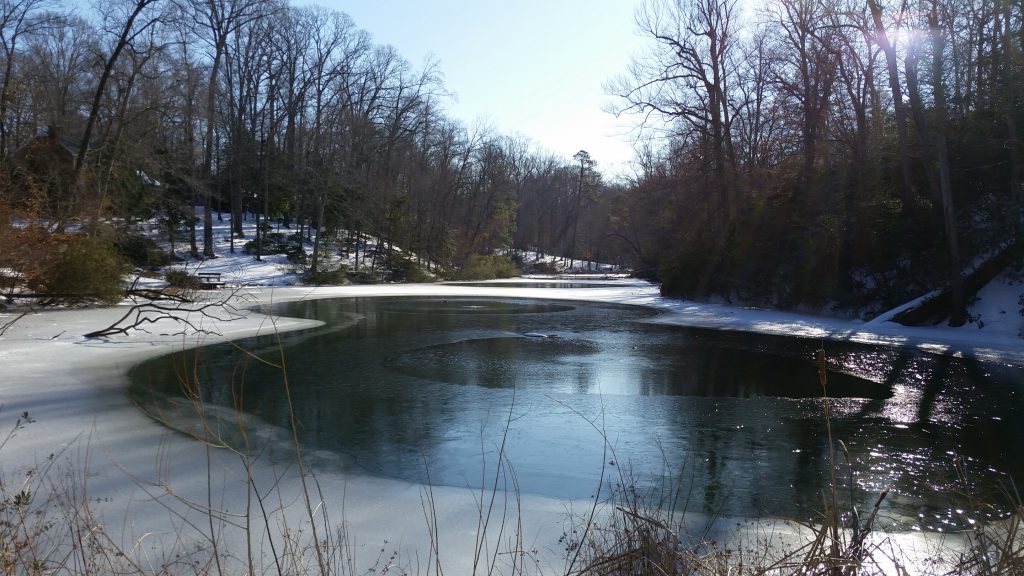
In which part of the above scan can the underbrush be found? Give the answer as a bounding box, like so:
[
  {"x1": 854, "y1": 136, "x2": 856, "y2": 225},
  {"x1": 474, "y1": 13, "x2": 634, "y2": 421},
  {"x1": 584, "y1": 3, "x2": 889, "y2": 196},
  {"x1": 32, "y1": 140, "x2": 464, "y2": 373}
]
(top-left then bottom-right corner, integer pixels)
[
  {"x1": 116, "y1": 233, "x2": 177, "y2": 271},
  {"x1": 165, "y1": 267, "x2": 201, "y2": 289},
  {"x1": 243, "y1": 231, "x2": 307, "y2": 265},
  {"x1": 384, "y1": 254, "x2": 433, "y2": 283},
  {"x1": 567, "y1": 471, "x2": 1024, "y2": 574},
  {"x1": 528, "y1": 260, "x2": 560, "y2": 275},
  {"x1": 303, "y1": 263, "x2": 349, "y2": 285},
  {"x1": 303, "y1": 253, "x2": 433, "y2": 285},
  {"x1": 450, "y1": 254, "x2": 520, "y2": 281}
]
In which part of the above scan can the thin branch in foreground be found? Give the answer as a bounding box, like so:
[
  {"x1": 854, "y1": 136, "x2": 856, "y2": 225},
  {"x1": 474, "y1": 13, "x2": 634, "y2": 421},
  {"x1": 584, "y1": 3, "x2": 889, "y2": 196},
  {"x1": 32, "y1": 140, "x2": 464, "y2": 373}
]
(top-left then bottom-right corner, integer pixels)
[
  {"x1": 84, "y1": 289, "x2": 253, "y2": 338},
  {"x1": 0, "y1": 310, "x2": 28, "y2": 337}
]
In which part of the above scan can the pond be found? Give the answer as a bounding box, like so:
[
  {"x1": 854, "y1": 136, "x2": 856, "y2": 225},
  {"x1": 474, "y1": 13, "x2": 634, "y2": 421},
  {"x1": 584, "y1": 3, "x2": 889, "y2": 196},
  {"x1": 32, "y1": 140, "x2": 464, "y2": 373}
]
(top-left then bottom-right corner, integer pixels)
[
  {"x1": 128, "y1": 296, "x2": 1024, "y2": 531},
  {"x1": 443, "y1": 281, "x2": 629, "y2": 289}
]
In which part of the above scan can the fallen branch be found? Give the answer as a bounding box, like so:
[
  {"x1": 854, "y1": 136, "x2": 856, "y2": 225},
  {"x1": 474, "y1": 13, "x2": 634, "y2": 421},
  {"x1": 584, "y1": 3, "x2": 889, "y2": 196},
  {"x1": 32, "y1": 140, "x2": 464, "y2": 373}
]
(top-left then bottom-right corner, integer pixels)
[
  {"x1": 0, "y1": 311, "x2": 28, "y2": 337},
  {"x1": 894, "y1": 241, "x2": 1022, "y2": 326},
  {"x1": 125, "y1": 287, "x2": 192, "y2": 303},
  {"x1": 84, "y1": 289, "x2": 252, "y2": 338}
]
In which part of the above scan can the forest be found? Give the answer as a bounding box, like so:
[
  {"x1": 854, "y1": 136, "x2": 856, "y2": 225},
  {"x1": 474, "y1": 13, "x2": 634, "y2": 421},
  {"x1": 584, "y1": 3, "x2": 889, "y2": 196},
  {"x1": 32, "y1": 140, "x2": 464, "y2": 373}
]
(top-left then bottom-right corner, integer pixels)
[{"x1": 0, "y1": 0, "x2": 1021, "y2": 324}]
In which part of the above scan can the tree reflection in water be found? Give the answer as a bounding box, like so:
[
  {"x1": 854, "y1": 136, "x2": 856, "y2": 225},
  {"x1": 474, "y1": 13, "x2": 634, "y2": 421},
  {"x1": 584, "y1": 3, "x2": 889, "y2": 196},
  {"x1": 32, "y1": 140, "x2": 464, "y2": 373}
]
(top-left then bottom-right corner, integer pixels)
[{"x1": 129, "y1": 296, "x2": 1024, "y2": 529}]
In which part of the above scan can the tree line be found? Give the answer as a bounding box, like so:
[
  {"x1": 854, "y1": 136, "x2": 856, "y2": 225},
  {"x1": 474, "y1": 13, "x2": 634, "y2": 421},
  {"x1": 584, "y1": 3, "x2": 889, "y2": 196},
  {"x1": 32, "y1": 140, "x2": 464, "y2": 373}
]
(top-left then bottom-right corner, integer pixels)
[
  {"x1": 1, "y1": 0, "x2": 1020, "y2": 321},
  {"x1": 0, "y1": 0, "x2": 624, "y2": 302},
  {"x1": 609, "y1": 0, "x2": 1023, "y2": 322}
]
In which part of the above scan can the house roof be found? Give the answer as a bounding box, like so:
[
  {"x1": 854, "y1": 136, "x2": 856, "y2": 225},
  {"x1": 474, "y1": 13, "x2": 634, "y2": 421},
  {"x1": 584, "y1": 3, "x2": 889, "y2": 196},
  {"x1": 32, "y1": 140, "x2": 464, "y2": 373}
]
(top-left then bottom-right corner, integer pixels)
[{"x1": 12, "y1": 126, "x2": 85, "y2": 159}]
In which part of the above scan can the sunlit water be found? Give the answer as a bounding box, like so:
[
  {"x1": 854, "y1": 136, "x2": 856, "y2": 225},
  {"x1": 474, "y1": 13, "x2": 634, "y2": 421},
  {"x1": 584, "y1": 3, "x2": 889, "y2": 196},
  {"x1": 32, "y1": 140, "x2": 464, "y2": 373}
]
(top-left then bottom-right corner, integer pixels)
[{"x1": 129, "y1": 296, "x2": 1024, "y2": 531}]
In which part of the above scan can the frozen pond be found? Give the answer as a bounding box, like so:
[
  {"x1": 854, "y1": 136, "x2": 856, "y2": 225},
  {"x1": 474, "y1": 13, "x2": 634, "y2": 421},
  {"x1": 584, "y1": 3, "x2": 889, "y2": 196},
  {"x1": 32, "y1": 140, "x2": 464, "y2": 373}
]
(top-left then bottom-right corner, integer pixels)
[{"x1": 129, "y1": 296, "x2": 1024, "y2": 530}]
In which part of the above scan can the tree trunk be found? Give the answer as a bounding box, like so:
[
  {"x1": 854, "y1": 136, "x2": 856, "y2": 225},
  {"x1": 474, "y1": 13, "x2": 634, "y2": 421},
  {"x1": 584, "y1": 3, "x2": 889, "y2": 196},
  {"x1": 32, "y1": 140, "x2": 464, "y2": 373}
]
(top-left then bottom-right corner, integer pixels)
[
  {"x1": 202, "y1": 37, "x2": 227, "y2": 258},
  {"x1": 928, "y1": 3, "x2": 967, "y2": 326},
  {"x1": 74, "y1": 0, "x2": 155, "y2": 186},
  {"x1": 893, "y1": 242, "x2": 1021, "y2": 326},
  {"x1": 905, "y1": 41, "x2": 941, "y2": 201},
  {"x1": 1000, "y1": 0, "x2": 1023, "y2": 242},
  {"x1": 309, "y1": 194, "x2": 324, "y2": 278},
  {"x1": 189, "y1": 200, "x2": 199, "y2": 257},
  {"x1": 868, "y1": 0, "x2": 916, "y2": 208},
  {"x1": 0, "y1": 26, "x2": 21, "y2": 158}
]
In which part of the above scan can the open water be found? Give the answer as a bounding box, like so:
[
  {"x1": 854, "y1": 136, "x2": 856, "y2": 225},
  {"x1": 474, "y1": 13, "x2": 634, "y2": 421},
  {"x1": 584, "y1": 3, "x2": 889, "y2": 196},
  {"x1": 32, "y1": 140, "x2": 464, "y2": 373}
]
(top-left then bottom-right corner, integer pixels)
[{"x1": 129, "y1": 296, "x2": 1024, "y2": 530}]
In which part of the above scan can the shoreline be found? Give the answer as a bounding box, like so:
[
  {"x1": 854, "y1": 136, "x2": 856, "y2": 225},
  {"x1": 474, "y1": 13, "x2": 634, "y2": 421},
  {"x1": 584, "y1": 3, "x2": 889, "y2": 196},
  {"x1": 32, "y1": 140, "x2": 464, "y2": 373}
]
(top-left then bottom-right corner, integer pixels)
[
  {"x1": 2, "y1": 282, "x2": 667, "y2": 573},
  {"x1": 2, "y1": 279, "x2": 1017, "y2": 572}
]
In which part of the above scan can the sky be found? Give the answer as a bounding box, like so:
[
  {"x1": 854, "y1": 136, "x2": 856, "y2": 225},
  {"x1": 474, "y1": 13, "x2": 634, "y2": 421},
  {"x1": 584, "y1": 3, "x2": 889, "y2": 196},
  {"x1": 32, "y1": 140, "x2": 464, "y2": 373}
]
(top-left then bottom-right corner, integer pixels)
[{"x1": 307, "y1": 0, "x2": 649, "y2": 179}]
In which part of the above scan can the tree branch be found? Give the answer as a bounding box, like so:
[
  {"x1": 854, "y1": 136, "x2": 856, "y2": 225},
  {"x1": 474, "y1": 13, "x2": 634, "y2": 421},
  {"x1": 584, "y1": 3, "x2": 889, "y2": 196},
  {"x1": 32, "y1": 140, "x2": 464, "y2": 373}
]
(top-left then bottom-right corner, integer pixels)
[{"x1": 84, "y1": 289, "x2": 253, "y2": 338}]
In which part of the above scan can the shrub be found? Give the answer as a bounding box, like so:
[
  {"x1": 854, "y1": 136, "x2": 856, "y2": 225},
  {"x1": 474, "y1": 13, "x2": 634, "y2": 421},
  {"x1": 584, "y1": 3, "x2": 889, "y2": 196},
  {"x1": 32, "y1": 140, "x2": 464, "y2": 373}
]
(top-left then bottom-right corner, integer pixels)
[
  {"x1": 658, "y1": 234, "x2": 723, "y2": 299},
  {"x1": 115, "y1": 233, "x2": 174, "y2": 270},
  {"x1": 243, "y1": 239, "x2": 283, "y2": 256},
  {"x1": 383, "y1": 254, "x2": 433, "y2": 283},
  {"x1": 529, "y1": 260, "x2": 560, "y2": 275},
  {"x1": 347, "y1": 269, "x2": 382, "y2": 284},
  {"x1": 165, "y1": 268, "x2": 200, "y2": 289},
  {"x1": 285, "y1": 244, "x2": 307, "y2": 265},
  {"x1": 401, "y1": 261, "x2": 434, "y2": 283},
  {"x1": 243, "y1": 232, "x2": 306, "y2": 258},
  {"x1": 304, "y1": 265, "x2": 348, "y2": 286},
  {"x1": 451, "y1": 254, "x2": 520, "y2": 281},
  {"x1": 33, "y1": 236, "x2": 128, "y2": 305}
]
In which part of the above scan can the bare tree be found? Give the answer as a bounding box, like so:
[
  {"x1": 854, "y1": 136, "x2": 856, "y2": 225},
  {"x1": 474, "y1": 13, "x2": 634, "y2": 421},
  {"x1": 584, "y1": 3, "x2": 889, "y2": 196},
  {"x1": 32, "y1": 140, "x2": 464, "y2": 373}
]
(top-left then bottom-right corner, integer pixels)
[
  {"x1": 926, "y1": 0, "x2": 966, "y2": 325},
  {"x1": 184, "y1": 0, "x2": 270, "y2": 257},
  {"x1": 731, "y1": 25, "x2": 783, "y2": 177},
  {"x1": 868, "y1": 0, "x2": 917, "y2": 207},
  {"x1": 93, "y1": 27, "x2": 166, "y2": 221},
  {"x1": 766, "y1": 0, "x2": 840, "y2": 197},
  {"x1": 72, "y1": 0, "x2": 165, "y2": 186},
  {"x1": 0, "y1": 0, "x2": 61, "y2": 157},
  {"x1": 300, "y1": 9, "x2": 371, "y2": 276},
  {"x1": 609, "y1": 0, "x2": 740, "y2": 225},
  {"x1": 222, "y1": 8, "x2": 271, "y2": 246},
  {"x1": 20, "y1": 15, "x2": 97, "y2": 229},
  {"x1": 996, "y1": 0, "x2": 1022, "y2": 241},
  {"x1": 24, "y1": 15, "x2": 95, "y2": 135},
  {"x1": 904, "y1": 0, "x2": 967, "y2": 325}
]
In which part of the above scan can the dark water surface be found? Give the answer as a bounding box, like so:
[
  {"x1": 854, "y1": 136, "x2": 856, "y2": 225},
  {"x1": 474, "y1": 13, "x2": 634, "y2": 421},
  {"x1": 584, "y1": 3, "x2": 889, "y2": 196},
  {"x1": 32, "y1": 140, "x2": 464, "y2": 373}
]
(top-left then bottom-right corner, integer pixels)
[
  {"x1": 129, "y1": 297, "x2": 1024, "y2": 530},
  {"x1": 443, "y1": 281, "x2": 628, "y2": 289}
]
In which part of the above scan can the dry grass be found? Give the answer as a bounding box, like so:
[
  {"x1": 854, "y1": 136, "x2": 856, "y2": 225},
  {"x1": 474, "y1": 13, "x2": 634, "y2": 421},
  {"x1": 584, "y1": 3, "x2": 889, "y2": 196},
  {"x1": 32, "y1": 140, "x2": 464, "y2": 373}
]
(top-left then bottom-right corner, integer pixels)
[
  {"x1": 562, "y1": 478, "x2": 1024, "y2": 575},
  {"x1": 563, "y1": 349, "x2": 1024, "y2": 575},
  {"x1": 1, "y1": 411, "x2": 149, "y2": 574}
]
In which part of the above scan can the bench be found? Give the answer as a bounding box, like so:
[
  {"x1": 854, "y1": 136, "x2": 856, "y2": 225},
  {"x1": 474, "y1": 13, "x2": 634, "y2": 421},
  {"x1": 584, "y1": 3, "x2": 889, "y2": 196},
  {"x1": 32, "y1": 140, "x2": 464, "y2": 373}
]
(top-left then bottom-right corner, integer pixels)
[{"x1": 196, "y1": 271, "x2": 225, "y2": 289}]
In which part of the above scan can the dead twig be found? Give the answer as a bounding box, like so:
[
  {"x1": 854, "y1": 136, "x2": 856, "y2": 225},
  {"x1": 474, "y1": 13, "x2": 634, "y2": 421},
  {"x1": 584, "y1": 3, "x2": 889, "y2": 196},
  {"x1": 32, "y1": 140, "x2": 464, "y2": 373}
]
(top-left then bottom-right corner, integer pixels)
[
  {"x1": 0, "y1": 310, "x2": 28, "y2": 337},
  {"x1": 84, "y1": 288, "x2": 252, "y2": 338}
]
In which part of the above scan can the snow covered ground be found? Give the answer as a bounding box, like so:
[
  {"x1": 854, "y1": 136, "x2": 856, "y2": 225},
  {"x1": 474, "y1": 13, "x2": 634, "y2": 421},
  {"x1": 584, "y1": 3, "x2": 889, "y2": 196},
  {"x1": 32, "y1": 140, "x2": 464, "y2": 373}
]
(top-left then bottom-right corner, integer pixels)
[
  {"x1": 141, "y1": 212, "x2": 1024, "y2": 364},
  {"x1": 136, "y1": 211, "x2": 627, "y2": 289},
  {"x1": 1, "y1": 214, "x2": 1022, "y2": 572}
]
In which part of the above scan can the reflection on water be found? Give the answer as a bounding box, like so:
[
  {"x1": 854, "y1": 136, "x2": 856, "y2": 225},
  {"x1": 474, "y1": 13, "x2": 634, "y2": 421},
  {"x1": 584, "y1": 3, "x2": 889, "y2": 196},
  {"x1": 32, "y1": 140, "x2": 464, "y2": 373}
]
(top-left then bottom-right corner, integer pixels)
[
  {"x1": 129, "y1": 297, "x2": 1024, "y2": 530},
  {"x1": 375, "y1": 299, "x2": 576, "y2": 315},
  {"x1": 388, "y1": 335, "x2": 891, "y2": 398},
  {"x1": 444, "y1": 281, "x2": 627, "y2": 289}
]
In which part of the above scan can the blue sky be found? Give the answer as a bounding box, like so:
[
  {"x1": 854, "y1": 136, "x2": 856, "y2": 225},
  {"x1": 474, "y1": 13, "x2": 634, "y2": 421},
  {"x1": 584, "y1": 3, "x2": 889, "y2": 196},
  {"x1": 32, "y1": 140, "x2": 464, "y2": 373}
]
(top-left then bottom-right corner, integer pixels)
[{"x1": 308, "y1": 0, "x2": 648, "y2": 178}]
